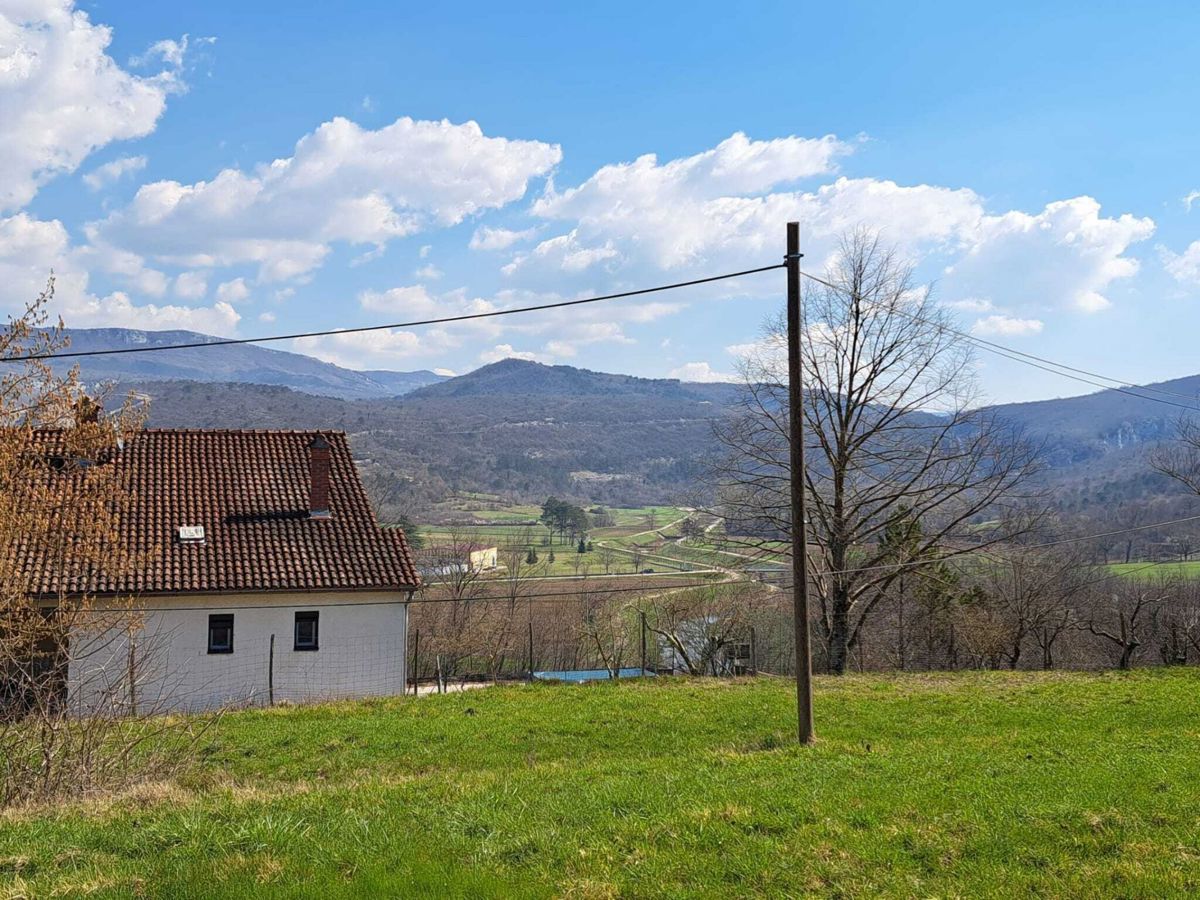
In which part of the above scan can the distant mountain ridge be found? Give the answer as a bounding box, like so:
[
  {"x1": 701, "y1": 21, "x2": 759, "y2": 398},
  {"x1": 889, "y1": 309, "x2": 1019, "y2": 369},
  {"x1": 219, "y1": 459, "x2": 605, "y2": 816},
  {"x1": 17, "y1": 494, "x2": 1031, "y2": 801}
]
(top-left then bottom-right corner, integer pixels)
[
  {"x1": 406, "y1": 357, "x2": 739, "y2": 404},
  {"x1": 56, "y1": 328, "x2": 446, "y2": 400},
  {"x1": 47, "y1": 329, "x2": 1200, "y2": 514}
]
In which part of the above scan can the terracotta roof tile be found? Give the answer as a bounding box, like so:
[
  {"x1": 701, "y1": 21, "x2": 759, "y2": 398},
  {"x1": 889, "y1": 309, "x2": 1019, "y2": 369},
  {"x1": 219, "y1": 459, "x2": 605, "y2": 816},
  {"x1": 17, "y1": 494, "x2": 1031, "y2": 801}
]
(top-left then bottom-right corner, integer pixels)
[{"x1": 14, "y1": 429, "x2": 419, "y2": 596}]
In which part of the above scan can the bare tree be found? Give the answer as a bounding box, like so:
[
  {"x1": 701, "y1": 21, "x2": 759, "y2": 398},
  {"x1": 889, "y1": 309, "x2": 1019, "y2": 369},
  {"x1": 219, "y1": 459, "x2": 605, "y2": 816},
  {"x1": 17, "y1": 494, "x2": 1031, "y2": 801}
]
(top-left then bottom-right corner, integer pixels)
[
  {"x1": 712, "y1": 230, "x2": 1043, "y2": 673},
  {"x1": 975, "y1": 543, "x2": 1090, "y2": 670},
  {"x1": 1152, "y1": 418, "x2": 1200, "y2": 497},
  {"x1": 0, "y1": 280, "x2": 213, "y2": 807},
  {"x1": 1083, "y1": 581, "x2": 1164, "y2": 670}
]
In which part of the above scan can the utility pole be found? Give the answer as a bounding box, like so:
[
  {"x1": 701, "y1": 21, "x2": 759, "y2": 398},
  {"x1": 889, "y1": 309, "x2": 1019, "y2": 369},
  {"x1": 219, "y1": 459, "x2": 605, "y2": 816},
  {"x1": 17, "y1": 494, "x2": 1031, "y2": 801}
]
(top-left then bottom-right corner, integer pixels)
[{"x1": 787, "y1": 221, "x2": 815, "y2": 744}]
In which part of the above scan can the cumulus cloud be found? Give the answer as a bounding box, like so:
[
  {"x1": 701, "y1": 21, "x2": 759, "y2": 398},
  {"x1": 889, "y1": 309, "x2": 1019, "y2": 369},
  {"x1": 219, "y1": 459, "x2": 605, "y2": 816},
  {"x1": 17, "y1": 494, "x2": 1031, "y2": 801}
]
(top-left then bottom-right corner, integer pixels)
[
  {"x1": 480, "y1": 343, "x2": 541, "y2": 364},
  {"x1": 522, "y1": 132, "x2": 856, "y2": 274},
  {"x1": 505, "y1": 133, "x2": 1154, "y2": 333},
  {"x1": 294, "y1": 328, "x2": 425, "y2": 369},
  {"x1": 469, "y1": 225, "x2": 537, "y2": 251},
  {"x1": 65, "y1": 291, "x2": 240, "y2": 334},
  {"x1": 668, "y1": 361, "x2": 735, "y2": 382},
  {"x1": 1184, "y1": 190, "x2": 1200, "y2": 213},
  {"x1": 945, "y1": 197, "x2": 1154, "y2": 315},
  {"x1": 503, "y1": 231, "x2": 619, "y2": 275},
  {"x1": 131, "y1": 34, "x2": 214, "y2": 69},
  {"x1": 215, "y1": 277, "x2": 250, "y2": 303},
  {"x1": 0, "y1": 212, "x2": 236, "y2": 334},
  {"x1": 1162, "y1": 240, "x2": 1200, "y2": 286},
  {"x1": 173, "y1": 270, "x2": 207, "y2": 299},
  {"x1": 970, "y1": 315, "x2": 1044, "y2": 337},
  {"x1": 82, "y1": 155, "x2": 148, "y2": 191},
  {"x1": 89, "y1": 116, "x2": 562, "y2": 282},
  {"x1": 0, "y1": 2, "x2": 183, "y2": 211}
]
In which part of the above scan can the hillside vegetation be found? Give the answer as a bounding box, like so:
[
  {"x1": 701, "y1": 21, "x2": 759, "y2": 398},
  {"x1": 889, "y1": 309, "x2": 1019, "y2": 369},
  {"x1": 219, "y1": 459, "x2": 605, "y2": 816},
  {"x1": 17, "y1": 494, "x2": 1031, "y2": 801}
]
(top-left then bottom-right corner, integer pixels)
[
  {"x1": 117, "y1": 354, "x2": 1200, "y2": 523},
  {"x1": 4, "y1": 671, "x2": 1200, "y2": 897}
]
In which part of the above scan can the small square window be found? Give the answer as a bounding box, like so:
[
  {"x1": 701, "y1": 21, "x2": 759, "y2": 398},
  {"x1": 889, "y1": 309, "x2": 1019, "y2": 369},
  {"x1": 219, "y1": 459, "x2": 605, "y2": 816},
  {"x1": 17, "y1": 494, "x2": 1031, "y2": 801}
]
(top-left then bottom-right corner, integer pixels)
[
  {"x1": 208, "y1": 614, "x2": 233, "y2": 654},
  {"x1": 294, "y1": 611, "x2": 319, "y2": 651}
]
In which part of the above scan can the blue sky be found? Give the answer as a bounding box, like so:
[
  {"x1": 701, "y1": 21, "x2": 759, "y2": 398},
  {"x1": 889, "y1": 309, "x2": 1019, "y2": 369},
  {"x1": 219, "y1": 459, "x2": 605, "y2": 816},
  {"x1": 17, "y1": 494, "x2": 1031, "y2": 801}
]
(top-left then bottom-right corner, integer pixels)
[{"x1": 3, "y1": 1, "x2": 1198, "y2": 403}]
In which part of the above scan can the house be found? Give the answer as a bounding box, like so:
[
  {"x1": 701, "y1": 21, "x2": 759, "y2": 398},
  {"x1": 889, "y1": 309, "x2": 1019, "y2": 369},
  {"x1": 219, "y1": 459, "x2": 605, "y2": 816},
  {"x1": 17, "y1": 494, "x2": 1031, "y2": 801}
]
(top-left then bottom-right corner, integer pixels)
[
  {"x1": 416, "y1": 542, "x2": 499, "y2": 578},
  {"x1": 12, "y1": 429, "x2": 419, "y2": 713}
]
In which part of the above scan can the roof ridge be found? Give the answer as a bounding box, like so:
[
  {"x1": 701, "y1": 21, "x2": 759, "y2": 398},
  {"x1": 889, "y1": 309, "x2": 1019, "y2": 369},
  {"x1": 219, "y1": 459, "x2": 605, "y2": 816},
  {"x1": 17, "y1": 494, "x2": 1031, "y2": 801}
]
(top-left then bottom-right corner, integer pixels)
[{"x1": 138, "y1": 428, "x2": 347, "y2": 436}]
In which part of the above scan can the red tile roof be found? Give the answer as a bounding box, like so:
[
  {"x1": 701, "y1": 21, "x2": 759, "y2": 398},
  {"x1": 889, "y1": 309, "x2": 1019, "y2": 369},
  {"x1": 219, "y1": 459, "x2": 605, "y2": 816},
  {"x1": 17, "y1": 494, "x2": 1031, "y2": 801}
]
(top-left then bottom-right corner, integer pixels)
[{"x1": 14, "y1": 429, "x2": 419, "y2": 596}]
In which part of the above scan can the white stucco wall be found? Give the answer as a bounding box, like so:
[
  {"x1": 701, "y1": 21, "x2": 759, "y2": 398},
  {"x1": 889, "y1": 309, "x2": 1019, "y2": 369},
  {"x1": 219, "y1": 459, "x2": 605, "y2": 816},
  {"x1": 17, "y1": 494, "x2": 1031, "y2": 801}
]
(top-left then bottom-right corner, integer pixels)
[{"x1": 66, "y1": 592, "x2": 409, "y2": 714}]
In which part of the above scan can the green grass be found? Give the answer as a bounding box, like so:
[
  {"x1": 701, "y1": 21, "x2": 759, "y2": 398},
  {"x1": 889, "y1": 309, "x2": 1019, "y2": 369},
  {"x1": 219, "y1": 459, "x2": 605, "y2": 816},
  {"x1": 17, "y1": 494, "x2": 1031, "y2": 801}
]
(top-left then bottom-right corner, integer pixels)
[
  {"x1": 1108, "y1": 561, "x2": 1200, "y2": 580},
  {"x1": 7, "y1": 672, "x2": 1200, "y2": 898}
]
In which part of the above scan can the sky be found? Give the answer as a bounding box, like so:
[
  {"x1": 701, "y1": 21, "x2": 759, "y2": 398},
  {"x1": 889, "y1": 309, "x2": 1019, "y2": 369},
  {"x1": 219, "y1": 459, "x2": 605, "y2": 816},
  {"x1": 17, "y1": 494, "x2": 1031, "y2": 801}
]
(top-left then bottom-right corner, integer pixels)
[{"x1": 2, "y1": 0, "x2": 1198, "y2": 404}]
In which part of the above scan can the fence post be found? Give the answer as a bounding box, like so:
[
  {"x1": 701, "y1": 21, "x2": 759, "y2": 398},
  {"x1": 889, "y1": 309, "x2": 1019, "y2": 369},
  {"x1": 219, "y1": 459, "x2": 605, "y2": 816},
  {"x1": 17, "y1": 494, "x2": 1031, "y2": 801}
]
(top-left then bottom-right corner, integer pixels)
[
  {"x1": 527, "y1": 620, "x2": 535, "y2": 682},
  {"x1": 640, "y1": 611, "x2": 648, "y2": 676},
  {"x1": 411, "y1": 628, "x2": 420, "y2": 696},
  {"x1": 127, "y1": 631, "x2": 137, "y2": 717},
  {"x1": 750, "y1": 626, "x2": 758, "y2": 676},
  {"x1": 268, "y1": 633, "x2": 275, "y2": 707}
]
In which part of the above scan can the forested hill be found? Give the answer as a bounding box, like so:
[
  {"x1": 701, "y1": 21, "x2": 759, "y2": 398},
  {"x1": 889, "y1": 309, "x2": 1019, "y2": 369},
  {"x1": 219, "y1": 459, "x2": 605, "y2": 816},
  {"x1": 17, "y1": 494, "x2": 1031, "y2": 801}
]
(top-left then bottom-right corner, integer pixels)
[
  {"x1": 86, "y1": 348, "x2": 1198, "y2": 518},
  {"x1": 129, "y1": 360, "x2": 741, "y2": 516}
]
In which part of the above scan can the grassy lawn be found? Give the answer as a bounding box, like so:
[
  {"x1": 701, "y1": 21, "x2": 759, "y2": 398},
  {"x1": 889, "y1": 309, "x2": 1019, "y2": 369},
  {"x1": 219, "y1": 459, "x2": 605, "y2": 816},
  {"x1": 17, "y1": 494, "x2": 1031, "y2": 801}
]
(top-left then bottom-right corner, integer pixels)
[
  {"x1": 7, "y1": 672, "x2": 1200, "y2": 898},
  {"x1": 1108, "y1": 561, "x2": 1200, "y2": 580}
]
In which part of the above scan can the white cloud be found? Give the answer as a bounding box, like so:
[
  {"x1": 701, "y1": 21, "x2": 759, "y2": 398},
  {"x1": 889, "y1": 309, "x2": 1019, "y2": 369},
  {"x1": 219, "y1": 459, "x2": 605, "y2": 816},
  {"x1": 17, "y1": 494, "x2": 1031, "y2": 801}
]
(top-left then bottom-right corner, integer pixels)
[
  {"x1": 432, "y1": 367, "x2": 456, "y2": 377},
  {"x1": 503, "y1": 231, "x2": 619, "y2": 275},
  {"x1": 523, "y1": 132, "x2": 856, "y2": 274},
  {"x1": 215, "y1": 277, "x2": 250, "y2": 303},
  {"x1": 90, "y1": 116, "x2": 562, "y2": 282},
  {"x1": 294, "y1": 328, "x2": 425, "y2": 369},
  {"x1": 470, "y1": 225, "x2": 537, "y2": 251},
  {"x1": 945, "y1": 197, "x2": 1154, "y2": 315},
  {"x1": 668, "y1": 361, "x2": 735, "y2": 382},
  {"x1": 480, "y1": 344, "x2": 541, "y2": 364},
  {"x1": 1184, "y1": 190, "x2": 1200, "y2": 212},
  {"x1": 970, "y1": 315, "x2": 1044, "y2": 337},
  {"x1": 0, "y1": 212, "x2": 235, "y2": 334},
  {"x1": 258, "y1": 311, "x2": 276, "y2": 323},
  {"x1": 0, "y1": 2, "x2": 183, "y2": 211},
  {"x1": 173, "y1": 270, "x2": 207, "y2": 299},
  {"x1": 1162, "y1": 240, "x2": 1200, "y2": 286},
  {"x1": 945, "y1": 297, "x2": 994, "y2": 313},
  {"x1": 506, "y1": 133, "x2": 1154, "y2": 332},
  {"x1": 130, "y1": 33, "x2": 214, "y2": 69},
  {"x1": 67, "y1": 291, "x2": 240, "y2": 334},
  {"x1": 414, "y1": 263, "x2": 443, "y2": 280},
  {"x1": 361, "y1": 284, "x2": 438, "y2": 315},
  {"x1": 82, "y1": 155, "x2": 148, "y2": 191}
]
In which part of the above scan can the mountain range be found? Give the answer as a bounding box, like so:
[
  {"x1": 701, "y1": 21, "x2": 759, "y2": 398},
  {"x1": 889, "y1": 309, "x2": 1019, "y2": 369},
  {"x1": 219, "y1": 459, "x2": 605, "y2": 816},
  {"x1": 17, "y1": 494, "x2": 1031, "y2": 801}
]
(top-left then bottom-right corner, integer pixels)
[
  {"x1": 51, "y1": 327, "x2": 1199, "y2": 519},
  {"x1": 57, "y1": 328, "x2": 446, "y2": 399}
]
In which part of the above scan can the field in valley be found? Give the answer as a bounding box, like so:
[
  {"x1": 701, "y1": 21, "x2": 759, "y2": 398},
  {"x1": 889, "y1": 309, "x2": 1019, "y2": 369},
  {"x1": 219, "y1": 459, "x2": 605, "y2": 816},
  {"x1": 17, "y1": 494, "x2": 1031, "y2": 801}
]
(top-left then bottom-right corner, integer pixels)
[{"x1": 5, "y1": 670, "x2": 1200, "y2": 898}]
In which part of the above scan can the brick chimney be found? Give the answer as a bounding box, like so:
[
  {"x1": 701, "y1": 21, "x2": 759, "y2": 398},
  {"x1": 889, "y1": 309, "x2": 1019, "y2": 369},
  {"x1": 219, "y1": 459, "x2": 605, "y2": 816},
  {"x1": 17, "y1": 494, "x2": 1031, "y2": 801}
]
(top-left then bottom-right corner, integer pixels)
[{"x1": 308, "y1": 435, "x2": 331, "y2": 518}]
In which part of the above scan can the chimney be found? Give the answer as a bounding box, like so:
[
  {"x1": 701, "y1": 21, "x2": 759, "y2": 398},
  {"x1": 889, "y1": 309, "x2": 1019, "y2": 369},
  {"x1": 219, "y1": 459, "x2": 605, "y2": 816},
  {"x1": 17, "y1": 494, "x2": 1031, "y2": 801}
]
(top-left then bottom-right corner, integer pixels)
[{"x1": 308, "y1": 435, "x2": 331, "y2": 518}]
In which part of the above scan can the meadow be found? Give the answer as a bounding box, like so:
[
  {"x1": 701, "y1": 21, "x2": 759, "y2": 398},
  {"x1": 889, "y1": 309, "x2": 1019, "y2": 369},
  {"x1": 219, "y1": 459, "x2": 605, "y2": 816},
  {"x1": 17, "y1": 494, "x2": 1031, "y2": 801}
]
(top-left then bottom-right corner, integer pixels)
[{"x1": 4, "y1": 670, "x2": 1200, "y2": 897}]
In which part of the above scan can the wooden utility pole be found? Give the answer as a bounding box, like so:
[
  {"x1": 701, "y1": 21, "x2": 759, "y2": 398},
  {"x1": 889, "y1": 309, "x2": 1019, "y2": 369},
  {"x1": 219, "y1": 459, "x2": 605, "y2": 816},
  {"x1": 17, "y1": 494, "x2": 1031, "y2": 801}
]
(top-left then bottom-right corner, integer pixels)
[{"x1": 787, "y1": 221, "x2": 815, "y2": 744}]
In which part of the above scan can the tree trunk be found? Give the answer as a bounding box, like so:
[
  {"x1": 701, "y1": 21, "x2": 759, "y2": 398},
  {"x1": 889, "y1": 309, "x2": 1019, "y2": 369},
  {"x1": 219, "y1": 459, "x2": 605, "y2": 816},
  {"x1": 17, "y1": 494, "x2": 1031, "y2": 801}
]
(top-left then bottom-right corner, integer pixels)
[{"x1": 827, "y1": 598, "x2": 851, "y2": 675}]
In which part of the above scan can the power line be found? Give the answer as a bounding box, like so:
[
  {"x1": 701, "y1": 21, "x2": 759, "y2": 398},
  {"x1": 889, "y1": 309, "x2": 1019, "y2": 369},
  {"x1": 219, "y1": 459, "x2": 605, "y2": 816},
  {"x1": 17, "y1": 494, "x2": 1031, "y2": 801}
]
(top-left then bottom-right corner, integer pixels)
[
  {"x1": 797, "y1": 269, "x2": 1200, "y2": 413},
  {"x1": 7, "y1": 264, "x2": 784, "y2": 363}
]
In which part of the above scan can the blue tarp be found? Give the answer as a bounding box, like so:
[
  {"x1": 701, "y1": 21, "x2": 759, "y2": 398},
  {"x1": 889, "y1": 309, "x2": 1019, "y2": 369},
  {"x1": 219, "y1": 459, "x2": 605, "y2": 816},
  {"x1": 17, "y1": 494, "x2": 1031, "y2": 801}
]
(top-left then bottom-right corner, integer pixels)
[{"x1": 533, "y1": 668, "x2": 654, "y2": 683}]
